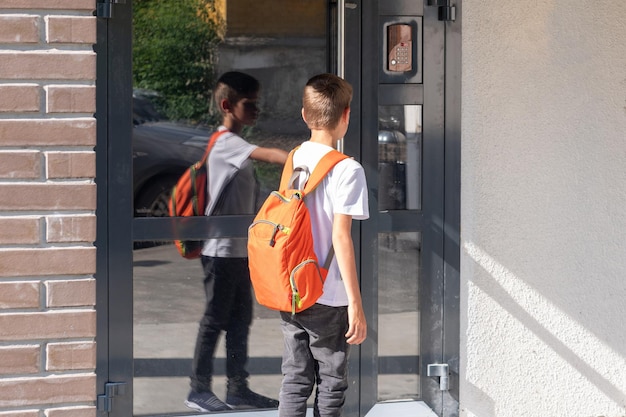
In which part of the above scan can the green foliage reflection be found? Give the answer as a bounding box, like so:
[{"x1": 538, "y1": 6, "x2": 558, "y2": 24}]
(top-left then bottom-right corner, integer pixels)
[{"x1": 133, "y1": 0, "x2": 222, "y2": 123}]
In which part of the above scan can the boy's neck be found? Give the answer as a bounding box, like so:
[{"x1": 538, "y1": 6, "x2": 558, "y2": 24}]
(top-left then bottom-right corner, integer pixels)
[
  {"x1": 309, "y1": 129, "x2": 340, "y2": 148},
  {"x1": 222, "y1": 119, "x2": 243, "y2": 135}
]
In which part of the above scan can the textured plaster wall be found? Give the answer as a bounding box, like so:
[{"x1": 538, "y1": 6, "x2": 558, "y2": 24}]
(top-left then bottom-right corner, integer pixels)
[{"x1": 460, "y1": 1, "x2": 626, "y2": 416}]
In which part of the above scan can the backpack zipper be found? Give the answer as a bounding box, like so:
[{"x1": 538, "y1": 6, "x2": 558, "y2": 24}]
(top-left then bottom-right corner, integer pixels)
[
  {"x1": 289, "y1": 260, "x2": 324, "y2": 315},
  {"x1": 249, "y1": 220, "x2": 291, "y2": 247}
]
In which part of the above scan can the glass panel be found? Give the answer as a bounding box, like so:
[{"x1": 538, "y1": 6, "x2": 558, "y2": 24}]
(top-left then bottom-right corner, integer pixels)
[
  {"x1": 377, "y1": 232, "x2": 421, "y2": 401},
  {"x1": 133, "y1": 243, "x2": 284, "y2": 415},
  {"x1": 132, "y1": 1, "x2": 329, "y2": 414},
  {"x1": 132, "y1": 0, "x2": 328, "y2": 219},
  {"x1": 378, "y1": 105, "x2": 422, "y2": 211}
]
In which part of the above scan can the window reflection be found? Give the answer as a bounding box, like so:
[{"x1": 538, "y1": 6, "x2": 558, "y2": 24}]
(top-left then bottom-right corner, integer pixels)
[
  {"x1": 132, "y1": 1, "x2": 328, "y2": 220},
  {"x1": 132, "y1": 1, "x2": 328, "y2": 415},
  {"x1": 133, "y1": 244, "x2": 284, "y2": 415},
  {"x1": 378, "y1": 232, "x2": 421, "y2": 401},
  {"x1": 378, "y1": 105, "x2": 422, "y2": 211}
]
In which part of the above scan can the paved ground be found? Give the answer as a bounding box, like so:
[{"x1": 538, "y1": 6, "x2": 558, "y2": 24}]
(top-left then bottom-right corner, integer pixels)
[{"x1": 132, "y1": 238, "x2": 422, "y2": 416}]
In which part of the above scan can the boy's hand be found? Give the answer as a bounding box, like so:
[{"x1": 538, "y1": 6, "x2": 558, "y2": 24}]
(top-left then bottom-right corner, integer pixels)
[{"x1": 345, "y1": 303, "x2": 367, "y2": 345}]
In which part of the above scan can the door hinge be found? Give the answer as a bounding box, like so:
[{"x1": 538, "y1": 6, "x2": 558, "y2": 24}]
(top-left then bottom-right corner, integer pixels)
[
  {"x1": 427, "y1": 0, "x2": 457, "y2": 22},
  {"x1": 97, "y1": 0, "x2": 126, "y2": 19},
  {"x1": 427, "y1": 363, "x2": 450, "y2": 391},
  {"x1": 97, "y1": 382, "x2": 127, "y2": 412}
]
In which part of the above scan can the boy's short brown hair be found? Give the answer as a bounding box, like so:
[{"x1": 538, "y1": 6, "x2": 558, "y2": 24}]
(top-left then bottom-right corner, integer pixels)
[
  {"x1": 302, "y1": 73, "x2": 353, "y2": 130},
  {"x1": 213, "y1": 71, "x2": 260, "y2": 115}
]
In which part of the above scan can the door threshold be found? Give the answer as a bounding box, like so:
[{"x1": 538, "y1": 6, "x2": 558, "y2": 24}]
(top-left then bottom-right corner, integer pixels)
[
  {"x1": 365, "y1": 400, "x2": 437, "y2": 417},
  {"x1": 168, "y1": 400, "x2": 435, "y2": 417}
]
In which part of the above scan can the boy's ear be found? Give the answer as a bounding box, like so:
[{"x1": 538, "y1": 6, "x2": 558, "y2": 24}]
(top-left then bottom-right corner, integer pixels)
[
  {"x1": 342, "y1": 106, "x2": 351, "y2": 123},
  {"x1": 220, "y1": 98, "x2": 231, "y2": 114},
  {"x1": 301, "y1": 108, "x2": 307, "y2": 124}
]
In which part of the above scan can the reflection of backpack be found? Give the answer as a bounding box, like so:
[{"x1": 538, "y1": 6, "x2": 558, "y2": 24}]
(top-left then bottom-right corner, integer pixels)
[
  {"x1": 168, "y1": 130, "x2": 227, "y2": 259},
  {"x1": 248, "y1": 148, "x2": 348, "y2": 314}
]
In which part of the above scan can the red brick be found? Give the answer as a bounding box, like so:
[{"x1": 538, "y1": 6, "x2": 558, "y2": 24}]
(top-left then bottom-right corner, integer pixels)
[
  {"x1": 46, "y1": 341, "x2": 95, "y2": 371},
  {"x1": 0, "y1": 248, "x2": 96, "y2": 277},
  {"x1": 0, "y1": 374, "x2": 95, "y2": 408},
  {"x1": 46, "y1": 215, "x2": 96, "y2": 243},
  {"x1": 46, "y1": 407, "x2": 96, "y2": 417},
  {"x1": 46, "y1": 16, "x2": 96, "y2": 44},
  {"x1": 45, "y1": 85, "x2": 95, "y2": 114},
  {"x1": 0, "y1": 151, "x2": 40, "y2": 179},
  {"x1": 0, "y1": 183, "x2": 96, "y2": 211},
  {"x1": 46, "y1": 278, "x2": 95, "y2": 308},
  {"x1": 0, "y1": 1, "x2": 95, "y2": 11},
  {"x1": 46, "y1": 151, "x2": 95, "y2": 179},
  {"x1": 0, "y1": 85, "x2": 40, "y2": 112},
  {"x1": 0, "y1": 151, "x2": 41, "y2": 179},
  {"x1": 0, "y1": 345, "x2": 40, "y2": 375},
  {"x1": 0, "y1": 52, "x2": 95, "y2": 81},
  {"x1": 0, "y1": 15, "x2": 40, "y2": 43},
  {"x1": 0, "y1": 119, "x2": 95, "y2": 146},
  {"x1": 0, "y1": 281, "x2": 40, "y2": 309},
  {"x1": 0, "y1": 310, "x2": 96, "y2": 340},
  {"x1": 0, "y1": 218, "x2": 40, "y2": 244}
]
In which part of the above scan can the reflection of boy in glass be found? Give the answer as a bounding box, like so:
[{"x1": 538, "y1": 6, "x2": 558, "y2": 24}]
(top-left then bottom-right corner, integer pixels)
[{"x1": 185, "y1": 71, "x2": 287, "y2": 412}]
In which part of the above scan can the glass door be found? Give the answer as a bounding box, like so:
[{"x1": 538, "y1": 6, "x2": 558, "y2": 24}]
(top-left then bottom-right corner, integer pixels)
[{"x1": 355, "y1": 1, "x2": 458, "y2": 416}]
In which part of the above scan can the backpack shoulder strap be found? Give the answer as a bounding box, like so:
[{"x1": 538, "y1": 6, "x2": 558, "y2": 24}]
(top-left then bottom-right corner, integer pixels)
[
  {"x1": 303, "y1": 149, "x2": 349, "y2": 193},
  {"x1": 307, "y1": 150, "x2": 348, "y2": 271},
  {"x1": 279, "y1": 147, "x2": 349, "y2": 192},
  {"x1": 200, "y1": 129, "x2": 229, "y2": 164},
  {"x1": 279, "y1": 147, "x2": 298, "y2": 190},
  {"x1": 277, "y1": 147, "x2": 348, "y2": 270}
]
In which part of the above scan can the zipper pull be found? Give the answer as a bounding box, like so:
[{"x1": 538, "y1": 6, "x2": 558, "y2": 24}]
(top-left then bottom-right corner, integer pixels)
[
  {"x1": 269, "y1": 224, "x2": 280, "y2": 247},
  {"x1": 292, "y1": 291, "x2": 301, "y2": 315}
]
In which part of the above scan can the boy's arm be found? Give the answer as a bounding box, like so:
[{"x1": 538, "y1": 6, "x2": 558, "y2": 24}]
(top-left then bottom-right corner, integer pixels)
[
  {"x1": 249, "y1": 147, "x2": 288, "y2": 164},
  {"x1": 332, "y1": 213, "x2": 367, "y2": 345}
]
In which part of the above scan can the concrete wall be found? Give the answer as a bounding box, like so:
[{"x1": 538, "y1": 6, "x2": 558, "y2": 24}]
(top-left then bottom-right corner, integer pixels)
[
  {"x1": 216, "y1": 0, "x2": 326, "y2": 135},
  {"x1": 461, "y1": 1, "x2": 626, "y2": 416},
  {"x1": 217, "y1": 37, "x2": 326, "y2": 135},
  {"x1": 0, "y1": 1, "x2": 97, "y2": 416}
]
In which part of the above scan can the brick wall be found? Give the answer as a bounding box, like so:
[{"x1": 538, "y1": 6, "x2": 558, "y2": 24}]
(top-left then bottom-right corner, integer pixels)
[{"x1": 0, "y1": 1, "x2": 97, "y2": 416}]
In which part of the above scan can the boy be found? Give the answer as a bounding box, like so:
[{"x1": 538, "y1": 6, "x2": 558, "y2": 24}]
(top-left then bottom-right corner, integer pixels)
[
  {"x1": 278, "y1": 73, "x2": 369, "y2": 417},
  {"x1": 186, "y1": 71, "x2": 288, "y2": 412}
]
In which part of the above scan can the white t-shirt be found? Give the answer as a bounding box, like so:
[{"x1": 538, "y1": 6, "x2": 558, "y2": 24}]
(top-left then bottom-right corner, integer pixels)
[
  {"x1": 202, "y1": 126, "x2": 258, "y2": 258},
  {"x1": 292, "y1": 141, "x2": 369, "y2": 307}
]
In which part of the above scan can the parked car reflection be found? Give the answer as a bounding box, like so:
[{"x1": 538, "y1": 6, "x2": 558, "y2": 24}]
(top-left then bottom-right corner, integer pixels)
[{"x1": 132, "y1": 91, "x2": 210, "y2": 218}]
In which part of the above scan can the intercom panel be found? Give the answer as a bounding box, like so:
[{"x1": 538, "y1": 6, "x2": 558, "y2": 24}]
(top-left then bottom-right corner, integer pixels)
[
  {"x1": 388, "y1": 24, "x2": 412, "y2": 72},
  {"x1": 379, "y1": 17, "x2": 422, "y2": 84}
]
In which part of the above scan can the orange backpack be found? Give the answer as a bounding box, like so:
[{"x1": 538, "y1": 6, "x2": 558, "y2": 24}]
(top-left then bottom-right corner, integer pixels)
[
  {"x1": 248, "y1": 148, "x2": 348, "y2": 314},
  {"x1": 168, "y1": 130, "x2": 228, "y2": 259}
]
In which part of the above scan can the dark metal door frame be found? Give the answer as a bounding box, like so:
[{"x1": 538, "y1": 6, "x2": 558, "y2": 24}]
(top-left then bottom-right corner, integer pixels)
[
  {"x1": 95, "y1": 2, "x2": 134, "y2": 415},
  {"x1": 442, "y1": 2, "x2": 462, "y2": 414}
]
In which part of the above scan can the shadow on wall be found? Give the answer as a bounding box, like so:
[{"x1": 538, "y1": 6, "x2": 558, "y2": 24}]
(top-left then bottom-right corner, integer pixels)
[{"x1": 463, "y1": 241, "x2": 626, "y2": 414}]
